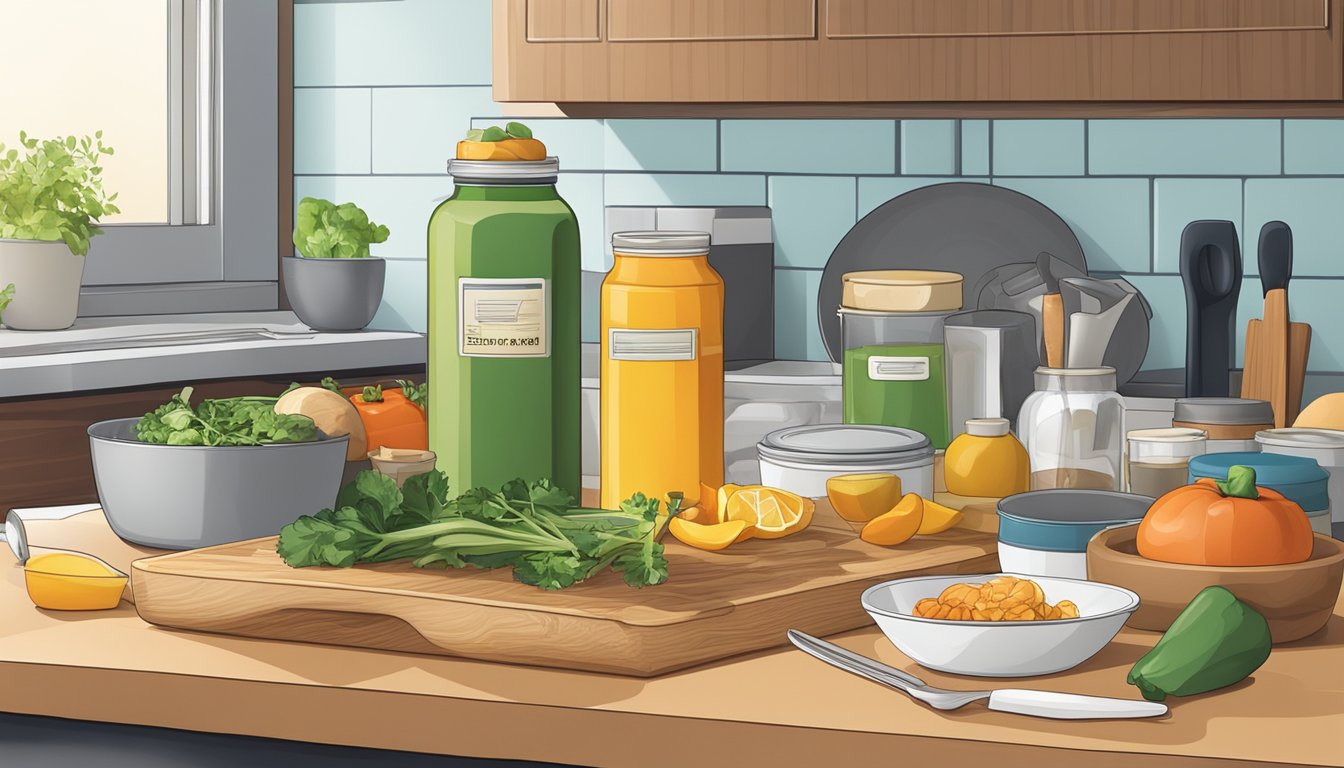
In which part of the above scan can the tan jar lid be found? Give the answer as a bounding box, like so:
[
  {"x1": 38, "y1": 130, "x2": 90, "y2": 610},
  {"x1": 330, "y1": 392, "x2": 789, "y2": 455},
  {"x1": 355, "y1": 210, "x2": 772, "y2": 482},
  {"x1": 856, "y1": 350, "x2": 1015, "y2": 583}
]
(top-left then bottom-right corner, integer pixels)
[{"x1": 841, "y1": 270, "x2": 963, "y2": 312}]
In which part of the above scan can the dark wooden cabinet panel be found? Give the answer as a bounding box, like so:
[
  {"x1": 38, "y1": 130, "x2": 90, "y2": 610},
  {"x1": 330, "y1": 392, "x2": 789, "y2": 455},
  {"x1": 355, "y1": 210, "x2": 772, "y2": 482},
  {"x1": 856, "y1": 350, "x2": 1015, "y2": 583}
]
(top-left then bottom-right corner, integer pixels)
[
  {"x1": 527, "y1": 0, "x2": 600, "y2": 42},
  {"x1": 608, "y1": 0, "x2": 816, "y2": 42},
  {"x1": 494, "y1": 0, "x2": 1344, "y2": 103}
]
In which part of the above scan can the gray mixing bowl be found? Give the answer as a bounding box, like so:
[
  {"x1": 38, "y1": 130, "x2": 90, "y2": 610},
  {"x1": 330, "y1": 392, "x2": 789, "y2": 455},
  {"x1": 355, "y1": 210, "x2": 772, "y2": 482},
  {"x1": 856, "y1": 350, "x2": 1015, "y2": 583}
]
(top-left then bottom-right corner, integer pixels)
[{"x1": 88, "y1": 417, "x2": 349, "y2": 550}]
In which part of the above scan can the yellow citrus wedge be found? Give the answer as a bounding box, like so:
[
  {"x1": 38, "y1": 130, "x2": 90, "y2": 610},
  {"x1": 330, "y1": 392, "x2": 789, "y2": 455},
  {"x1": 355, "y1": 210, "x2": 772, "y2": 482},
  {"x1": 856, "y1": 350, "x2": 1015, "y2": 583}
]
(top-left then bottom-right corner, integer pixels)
[
  {"x1": 668, "y1": 517, "x2": 755, "y2": 551},
  {"x1": 861, "y1": 493, "x2": 924, "y2": 546},
  {"x1": 723, "y1": 486, "x2": 814, "y2": 539},
  {"x1": 826, "y1": 473, "x2": 903, "y2": 523},
  {"x1": 717, "y1": 483, "x2": 744, "y2": 519},
  {"x1": 698, "y1": 481, "x2": 722, "y2": 524},
  {"x1": 916, "y1": 497, "x2": 964, "y2": 535}
]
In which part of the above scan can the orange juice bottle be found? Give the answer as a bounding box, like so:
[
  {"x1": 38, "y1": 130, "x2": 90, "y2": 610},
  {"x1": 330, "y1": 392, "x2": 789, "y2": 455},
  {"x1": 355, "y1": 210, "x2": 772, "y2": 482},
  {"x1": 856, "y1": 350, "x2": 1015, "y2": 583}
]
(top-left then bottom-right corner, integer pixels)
[{"x1": 601, "y1": 232, "x2": 724, "y2": 510}]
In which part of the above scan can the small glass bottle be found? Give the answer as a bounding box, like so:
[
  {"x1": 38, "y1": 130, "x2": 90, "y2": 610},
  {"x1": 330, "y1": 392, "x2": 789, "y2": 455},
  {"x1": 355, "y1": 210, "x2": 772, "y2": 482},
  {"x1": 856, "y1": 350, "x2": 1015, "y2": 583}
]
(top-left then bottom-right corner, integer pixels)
[{"x1": 1018, "y1": 366, "x2": 1126, "y2": 491}]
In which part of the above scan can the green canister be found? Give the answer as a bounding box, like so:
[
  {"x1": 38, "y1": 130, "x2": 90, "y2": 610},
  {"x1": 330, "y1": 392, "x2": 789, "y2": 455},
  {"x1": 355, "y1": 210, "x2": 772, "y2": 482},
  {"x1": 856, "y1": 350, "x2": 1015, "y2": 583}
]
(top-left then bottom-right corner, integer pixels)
[{"x1": 428, "y1": 157, "x2": 581, "y2": 496}]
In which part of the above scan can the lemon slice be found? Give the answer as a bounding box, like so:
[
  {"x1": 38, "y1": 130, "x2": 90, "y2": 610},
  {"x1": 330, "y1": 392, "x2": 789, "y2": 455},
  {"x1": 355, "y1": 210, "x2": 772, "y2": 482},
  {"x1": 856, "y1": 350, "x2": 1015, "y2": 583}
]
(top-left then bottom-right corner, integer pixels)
[{"x1": 724, "y1": 486, "x2": 813, "y2": 539}]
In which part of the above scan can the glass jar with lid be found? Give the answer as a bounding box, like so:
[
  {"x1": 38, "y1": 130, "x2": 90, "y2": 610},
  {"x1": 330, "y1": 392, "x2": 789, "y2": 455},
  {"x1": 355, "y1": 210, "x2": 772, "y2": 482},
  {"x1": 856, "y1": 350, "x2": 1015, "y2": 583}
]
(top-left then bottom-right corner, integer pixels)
[
  {"x1": 1172, "y1": 398, "x2": 1273, "y2": 454},
  {"x1": 1126, "y1": 427, "x2": 1207, "y2": 498},
  {"x1": 1017, "y1": 366, "x2": 1126, "y2": 491}
]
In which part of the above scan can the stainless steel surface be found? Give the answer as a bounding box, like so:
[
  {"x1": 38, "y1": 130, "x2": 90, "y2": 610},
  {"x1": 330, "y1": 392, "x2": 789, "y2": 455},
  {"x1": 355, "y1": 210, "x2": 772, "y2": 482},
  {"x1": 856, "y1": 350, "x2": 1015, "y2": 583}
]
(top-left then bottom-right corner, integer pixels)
[
  {"x1": 0, "y1": 327, "x2": 316, "y2": 358},
  {"x1": 787, "y1": 630, "x2": 1168, "y2": 720},
  {"x1": 88, "y1": 417, "x2": 348, "y2": 550},
  {"x1": 4, "y1": 510, "x2": 29, "y2": 564}
]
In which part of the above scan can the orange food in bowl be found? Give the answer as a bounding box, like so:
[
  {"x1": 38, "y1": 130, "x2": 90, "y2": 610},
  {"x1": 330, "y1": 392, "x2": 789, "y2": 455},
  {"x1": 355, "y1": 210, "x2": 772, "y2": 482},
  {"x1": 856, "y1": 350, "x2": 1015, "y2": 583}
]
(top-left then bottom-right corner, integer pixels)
[{"x1": 913, "y1": 576, "x2": 1079, "y2": 622}]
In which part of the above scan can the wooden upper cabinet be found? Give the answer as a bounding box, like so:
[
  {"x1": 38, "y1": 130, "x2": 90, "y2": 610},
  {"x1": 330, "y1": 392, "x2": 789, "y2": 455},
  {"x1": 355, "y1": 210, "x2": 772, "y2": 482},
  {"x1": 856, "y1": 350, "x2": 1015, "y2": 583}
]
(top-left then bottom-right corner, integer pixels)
[{"x1": 495, "y1": 0, "x2": 1344, "y2": 103}]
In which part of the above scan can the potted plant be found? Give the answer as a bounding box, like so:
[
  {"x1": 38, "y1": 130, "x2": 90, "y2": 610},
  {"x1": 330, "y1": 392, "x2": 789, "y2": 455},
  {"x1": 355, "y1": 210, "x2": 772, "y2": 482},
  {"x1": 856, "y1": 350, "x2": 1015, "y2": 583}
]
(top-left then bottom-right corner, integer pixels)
[
  {"x1": 286, "y1": 196, "x2": 390, "y2": 331},
  {"x1": 0, "y1": 131, "x2": 119, "y2": 330}
]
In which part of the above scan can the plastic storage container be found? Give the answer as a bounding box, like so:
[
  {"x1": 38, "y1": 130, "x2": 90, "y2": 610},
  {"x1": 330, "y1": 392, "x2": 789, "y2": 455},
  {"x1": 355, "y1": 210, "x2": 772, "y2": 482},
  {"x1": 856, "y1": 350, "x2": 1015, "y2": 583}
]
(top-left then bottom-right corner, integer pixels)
[
  {"x1": 944, "y1": 309, "x2": 1038, "y2": 437},
  {"x1": 600, "y1": 231, "x2": 724, "y2": 509},
  {"x1": 1172, "y1": 398, "x2": 1273, "y2": 455},
  {"x1": 428, "y1": 157, "x2": 581, "y2": 496},
  {"x1": 944, "y1": 418, "x2": 1030, "y2": 498},
  {"x1": 1018, "y1": 367, "x2": 1126, "y2": 491},
  {"x1": 996, "y1": 490, "x2": 1152, "y2": 579},
  {"x1": 1188, "y1": 452, "x2": 1331, "y2": 535},
  {"x1": 757, "y1": 424, "x2": 934, "y2": 499},
  {"x1": 1255, "y1": 428, "x2": 1344, "y2": 527},
  {"x1": 1126, "y1": 427, "x2": 1207, "y2": 499}
]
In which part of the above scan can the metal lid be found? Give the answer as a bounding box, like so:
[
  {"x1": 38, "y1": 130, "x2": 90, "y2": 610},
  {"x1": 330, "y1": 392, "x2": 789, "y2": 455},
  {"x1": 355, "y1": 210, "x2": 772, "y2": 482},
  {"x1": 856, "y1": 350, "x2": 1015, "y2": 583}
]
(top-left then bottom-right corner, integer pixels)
[
  {"x1": 1255, "y1": 427, "x2": 1344, "y2": 451},
  {"x1": 1033, "y1": 366, "x2": 1117, "y2": 392},
  {"x1": 1127, "y1": 427, "x2": 1207, "y2": 444},
  {"x1": 965, "y1": 418, "x2": 1010, "y2": 437},
  {"x1": 1173, "y1": 397, "x2": 1274, "y2": 426},
  {"x1": 1188, "y1": 452, "x2": 1330, "y2": 511},
  {"x1": 996, "y1": 490, "x2": 1152, "y2": 552},
  {"x1": 757, "y1": 424, "x2": 933, "y2": 465},
  {"x1": 842, "y1": 270, "x2": 963, "y2": 286},
  {"x1": 447, "y1": 157, "x2": 559, "y2": 182},
  {"x1": 611, "y1": 230, "x2": 711, "y2": 256}
]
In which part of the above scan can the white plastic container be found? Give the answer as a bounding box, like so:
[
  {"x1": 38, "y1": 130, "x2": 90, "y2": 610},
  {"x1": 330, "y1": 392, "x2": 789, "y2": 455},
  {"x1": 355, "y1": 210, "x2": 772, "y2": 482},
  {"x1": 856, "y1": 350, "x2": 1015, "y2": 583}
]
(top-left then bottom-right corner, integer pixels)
[
  {"x1": 757, "y1": 424, "x2": 934, "y2": 499},
  {"x1": 1256, "y1": 428, "x2": 1344, "y2": 525}
]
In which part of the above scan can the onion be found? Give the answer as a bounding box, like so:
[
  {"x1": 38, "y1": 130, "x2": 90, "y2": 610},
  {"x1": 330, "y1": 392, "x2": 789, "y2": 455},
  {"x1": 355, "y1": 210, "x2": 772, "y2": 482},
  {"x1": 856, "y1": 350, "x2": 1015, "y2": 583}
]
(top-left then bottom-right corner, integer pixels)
[{"x1": 275, "y1": 387, "x2": 367, "y2": 461}]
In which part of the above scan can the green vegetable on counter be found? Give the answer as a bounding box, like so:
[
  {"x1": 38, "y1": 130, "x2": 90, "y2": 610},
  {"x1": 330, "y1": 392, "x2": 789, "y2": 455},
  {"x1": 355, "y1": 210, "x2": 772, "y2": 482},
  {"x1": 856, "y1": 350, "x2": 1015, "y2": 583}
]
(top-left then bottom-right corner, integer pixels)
[
  {"x1": 1127, "y1": 586, "x2": 1272, "y2": 702},
  {"x1": 136, "y1": 386, "x2": 318, "y2": 446},
  {"x1": 292, "y1": 196, "x2": 390, "y2": 259},
  {"x1": 276, "y1": 470, "x2": 670, "y2": 590}
]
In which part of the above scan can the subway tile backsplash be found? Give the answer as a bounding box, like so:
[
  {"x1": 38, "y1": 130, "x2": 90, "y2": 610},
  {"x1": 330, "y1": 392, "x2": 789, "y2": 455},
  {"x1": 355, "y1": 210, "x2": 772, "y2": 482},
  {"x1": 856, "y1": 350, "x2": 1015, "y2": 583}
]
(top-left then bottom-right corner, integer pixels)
[{"x1": 294, "y1": 0, "x2": 1344, "y2": 379}]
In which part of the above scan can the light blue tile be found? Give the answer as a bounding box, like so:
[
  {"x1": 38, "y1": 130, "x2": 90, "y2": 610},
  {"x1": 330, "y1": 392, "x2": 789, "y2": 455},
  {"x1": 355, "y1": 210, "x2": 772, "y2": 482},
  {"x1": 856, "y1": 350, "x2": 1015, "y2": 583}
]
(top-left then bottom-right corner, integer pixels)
[
  {"x1": 1089, "y1": 120, "x2": 1281, "y2": 176},
  {"x1": 857, "y1": 177, "x2": 991, "y2": 219},
  {"x1": 604, "y1": 120, "x2": 717, "y2": 171},
  {"x1": 1244, "y1": 178, "x2": 1344, "y2": 277},
  {"x1": 294, "y1": 0, "x2": 491, "y2": 87},
  {"x1": 1122, "y1": 275, "x2": 1186, "y2": 371},
  {"x1": 373, "y1": 87, "x2": 501, "y2": 174},
  {"x1": 1234, "y1": 279, "x2": 1344, "y2": 371},
  {"x1": 471, "y1": 118, "x2": 606, "y2": 171},
  {"x1": 721, "y1": 120, "x2": 896, "y2": 174},
  {"x1": 555, "y1": 174, "x2": 607, "y2": 272},
  {"x1": 769, "y1": 176, "x2": 856, "y2": 269},
  {"x1": 294, "y1": 175, "x2": 454, "y2": 261},
  {"x1": 369, "y1": 258, "x2": 428, "y2": 333},
  {"x1": 961, "y1": 120, "x2": 990, "y2": 176},
  {"x1": 1284, "y1": 120, "x2": 1344, "y2": 175},
  {"x1": 1153, "y1": 179, "x2": 1242, "y2": 274},
  {"x1": 774, "y1": 269, "x2": 827, "y2": 361},
  {"x1": 294, "y1": 89, "x2": 371, "y2": 175},
  {"x1": 603, "y1": 173, "x2": 765, "y2": 206},
  {"x1": 992, "y1": 120, "x2": 1085, "y2": 176},
  {"x1": 993, "y1": 178, "x2": 1150, "y2": 273},
  {"x1": 901, "y1": 120, "x2": 956, "y2": 175}
]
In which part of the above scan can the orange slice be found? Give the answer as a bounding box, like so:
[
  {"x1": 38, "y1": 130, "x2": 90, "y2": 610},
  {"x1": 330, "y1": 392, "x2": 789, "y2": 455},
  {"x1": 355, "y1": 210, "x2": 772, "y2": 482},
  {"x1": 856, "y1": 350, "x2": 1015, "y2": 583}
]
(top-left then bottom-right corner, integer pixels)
[
  {"x1": 826, "y1": 473, "x2": 903, "y2": 523},
  {"x1": 861, "y1": 493, "x2": 924, "y2": 546},
  {"x1": 668, "y1": 517, "x2": 755, "y2": 551},
  {"x1": 916, "y1": 497, "x2": 964, "y2": 535},
  {"x1": 723, "y1": 486, "x2": 814, "y2": 539}
]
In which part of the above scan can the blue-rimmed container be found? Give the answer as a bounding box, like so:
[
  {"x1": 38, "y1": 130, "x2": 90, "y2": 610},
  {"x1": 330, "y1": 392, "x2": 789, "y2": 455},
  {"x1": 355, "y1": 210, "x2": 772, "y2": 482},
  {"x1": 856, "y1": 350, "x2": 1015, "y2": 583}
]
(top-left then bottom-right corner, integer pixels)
[
  {"x1": 997, "y1": 490, "x2": 1154, "y2": 579},
  {"x1": 1188, "y1": 452, "x2": 1330, "y2": 535}
]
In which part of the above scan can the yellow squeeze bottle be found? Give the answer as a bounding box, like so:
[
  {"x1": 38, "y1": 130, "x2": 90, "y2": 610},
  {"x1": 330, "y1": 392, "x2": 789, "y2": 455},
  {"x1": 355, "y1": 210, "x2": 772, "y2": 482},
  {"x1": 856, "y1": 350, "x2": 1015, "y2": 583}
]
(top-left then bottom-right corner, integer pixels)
[{"x1": 944, "y1": 418, "x2": 1030, "y2": 497}]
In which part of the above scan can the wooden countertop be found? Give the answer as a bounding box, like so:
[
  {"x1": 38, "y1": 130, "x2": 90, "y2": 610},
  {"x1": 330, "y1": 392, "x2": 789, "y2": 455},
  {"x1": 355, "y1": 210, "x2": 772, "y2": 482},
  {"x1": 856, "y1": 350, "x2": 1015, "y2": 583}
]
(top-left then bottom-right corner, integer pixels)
[{"x1": 1, "y1": 511, "x2": 1341, "y2": 767}]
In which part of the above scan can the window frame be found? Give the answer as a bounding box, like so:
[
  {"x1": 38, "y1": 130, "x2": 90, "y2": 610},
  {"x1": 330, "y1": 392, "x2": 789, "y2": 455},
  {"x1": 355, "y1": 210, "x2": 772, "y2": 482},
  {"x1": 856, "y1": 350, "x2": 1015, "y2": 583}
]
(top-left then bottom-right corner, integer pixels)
[{"x1": 78, "y1": 0, "x2": 283, "y2": 316}]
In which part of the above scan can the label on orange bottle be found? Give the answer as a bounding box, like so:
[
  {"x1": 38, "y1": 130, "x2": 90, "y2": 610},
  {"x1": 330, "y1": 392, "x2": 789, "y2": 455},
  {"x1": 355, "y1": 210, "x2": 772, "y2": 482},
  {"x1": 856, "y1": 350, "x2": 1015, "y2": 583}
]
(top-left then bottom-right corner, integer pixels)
[
  {"x1": 608, "y1": 328, "x2": 697, "y2": 361},
  {"x1": 458, "y1": 277, "x2": 549, "y2": 358}
]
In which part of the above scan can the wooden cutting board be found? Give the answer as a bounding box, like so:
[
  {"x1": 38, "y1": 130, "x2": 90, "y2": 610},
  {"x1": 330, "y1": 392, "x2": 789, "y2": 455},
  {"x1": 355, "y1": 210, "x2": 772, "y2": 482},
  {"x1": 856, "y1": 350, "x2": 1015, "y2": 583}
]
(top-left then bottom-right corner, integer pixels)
[
  {"x1": 1242, "y1": 315, "x2": 1311, "y2": 427},
  {"x1": 131, "y1": 519, "x2": 998, "y2": 677}
]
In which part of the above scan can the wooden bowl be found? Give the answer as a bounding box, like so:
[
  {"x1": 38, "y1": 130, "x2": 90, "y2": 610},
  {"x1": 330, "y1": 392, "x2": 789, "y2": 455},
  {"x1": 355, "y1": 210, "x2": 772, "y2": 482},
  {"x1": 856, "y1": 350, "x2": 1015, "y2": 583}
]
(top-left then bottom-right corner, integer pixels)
[{"x1": 1086, "y1": 525, "x2": 1344, "y2": 643}]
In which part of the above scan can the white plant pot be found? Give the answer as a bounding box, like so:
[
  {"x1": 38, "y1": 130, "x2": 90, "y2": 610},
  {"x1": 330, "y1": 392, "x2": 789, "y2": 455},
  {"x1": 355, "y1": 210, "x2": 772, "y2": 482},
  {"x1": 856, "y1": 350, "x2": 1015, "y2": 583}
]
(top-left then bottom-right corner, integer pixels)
[{"x1": 0, "y1": 239, "x2": 85, "y2": 330}]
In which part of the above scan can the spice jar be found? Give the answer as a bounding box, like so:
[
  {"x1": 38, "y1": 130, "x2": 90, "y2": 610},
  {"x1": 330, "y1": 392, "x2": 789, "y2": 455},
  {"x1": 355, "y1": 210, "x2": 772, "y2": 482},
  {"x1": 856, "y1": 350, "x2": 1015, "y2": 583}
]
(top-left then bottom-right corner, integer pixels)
[
  {"x1": 1172, "y1": 398, "x2": 1273, "y2": 454},
  {"x1": 1018, "y1": 366, "x2": 1125, "y2": 491},
  {"x1": 1126, "y1": 428, "x2": 1207, "y2": 498}
]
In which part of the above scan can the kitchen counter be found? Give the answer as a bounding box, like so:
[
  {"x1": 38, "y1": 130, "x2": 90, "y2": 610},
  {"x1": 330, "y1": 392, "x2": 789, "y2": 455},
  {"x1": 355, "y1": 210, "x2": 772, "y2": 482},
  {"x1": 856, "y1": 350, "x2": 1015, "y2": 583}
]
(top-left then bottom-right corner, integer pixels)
[
  {"x1": 1, "y1": 510, "x2": 1341, "y2": 768},
  {"x1": 0, "y1": 311, "x2": 426, "y2": 398}
]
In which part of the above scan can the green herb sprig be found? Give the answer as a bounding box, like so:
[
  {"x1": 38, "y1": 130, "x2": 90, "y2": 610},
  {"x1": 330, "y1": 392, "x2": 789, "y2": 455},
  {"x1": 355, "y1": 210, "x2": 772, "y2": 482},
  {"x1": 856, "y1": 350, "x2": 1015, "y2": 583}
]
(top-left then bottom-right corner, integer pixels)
[
  {"x1": 465, "y1": 122, "x2": 532, "y2": 143},
  {"x1": 0, "y1": 131, "x2": 119, "y2": 256},
  {"x1": 136, "y1": 386, "x2": 317, "y2": 446}
]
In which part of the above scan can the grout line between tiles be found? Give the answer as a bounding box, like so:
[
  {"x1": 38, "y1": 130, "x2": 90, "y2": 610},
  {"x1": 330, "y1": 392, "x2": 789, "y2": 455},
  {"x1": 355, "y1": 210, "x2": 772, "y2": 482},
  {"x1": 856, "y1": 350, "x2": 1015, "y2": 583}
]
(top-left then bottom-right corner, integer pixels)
[
  {"x1": 1083, "y1": 119, "x2": 1090, "y2": 176},
  {"x1": 1280, "y1": 119, "x2": 1286, "y2": 174},
  {"x1": 1148, "y1": 177, "x2": 1155, "y2": 273},
  {"x1": 895, "y1": 120, "x2": 903, "y2": 175}
]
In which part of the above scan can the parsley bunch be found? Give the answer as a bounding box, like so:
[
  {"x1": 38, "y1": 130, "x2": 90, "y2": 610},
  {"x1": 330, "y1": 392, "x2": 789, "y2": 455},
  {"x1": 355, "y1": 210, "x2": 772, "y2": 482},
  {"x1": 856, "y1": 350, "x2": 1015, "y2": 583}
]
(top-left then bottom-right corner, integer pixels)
[
  {"x1": 136, "y1": 386, "x2": 317, "y2": 446},
  {"x1": 277, "y1": 471, "x2": 670, "y2": 590}
]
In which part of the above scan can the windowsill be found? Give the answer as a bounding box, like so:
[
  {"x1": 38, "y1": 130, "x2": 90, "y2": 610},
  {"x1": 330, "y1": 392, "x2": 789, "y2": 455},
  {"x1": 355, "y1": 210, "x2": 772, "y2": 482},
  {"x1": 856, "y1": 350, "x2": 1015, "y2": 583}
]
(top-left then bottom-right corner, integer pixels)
[{"x1": 0, "y1": 311, "x2": 426, "y2": 398}]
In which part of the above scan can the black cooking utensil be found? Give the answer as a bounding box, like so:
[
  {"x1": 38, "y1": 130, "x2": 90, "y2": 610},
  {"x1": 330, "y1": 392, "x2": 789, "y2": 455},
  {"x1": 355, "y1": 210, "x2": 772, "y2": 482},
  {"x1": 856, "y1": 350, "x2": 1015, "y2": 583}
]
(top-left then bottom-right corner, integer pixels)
[
  {"x1": 1179, "y1": 220, "x2": 1243, "y2": 397},
  {"x1": 1258, "y1": 220, "x2": 1293, "y2": 294}
]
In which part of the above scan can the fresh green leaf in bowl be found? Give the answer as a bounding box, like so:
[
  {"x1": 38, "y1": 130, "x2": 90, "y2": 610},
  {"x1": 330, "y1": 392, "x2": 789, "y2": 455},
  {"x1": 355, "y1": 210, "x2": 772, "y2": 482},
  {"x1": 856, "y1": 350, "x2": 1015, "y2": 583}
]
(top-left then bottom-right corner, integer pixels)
[{"x1": 292, "y1": 197, "x2": 390, "y2": 259}]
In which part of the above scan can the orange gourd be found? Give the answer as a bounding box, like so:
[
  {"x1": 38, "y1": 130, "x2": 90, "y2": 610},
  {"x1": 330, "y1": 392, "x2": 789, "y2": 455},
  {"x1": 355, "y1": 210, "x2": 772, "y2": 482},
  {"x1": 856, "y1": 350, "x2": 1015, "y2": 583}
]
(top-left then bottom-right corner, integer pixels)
[
  {"x1": 1136, "y1": 465, "x2": 1314, "y2": 567},
  {"x1": 349, "y1": 386, "x2": 428, "y2": 454}
]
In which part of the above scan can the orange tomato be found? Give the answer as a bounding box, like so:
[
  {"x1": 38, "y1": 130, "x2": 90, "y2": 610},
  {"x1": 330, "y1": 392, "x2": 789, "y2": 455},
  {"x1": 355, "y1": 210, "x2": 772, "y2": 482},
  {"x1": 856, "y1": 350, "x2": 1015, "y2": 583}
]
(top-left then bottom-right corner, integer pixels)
[{"x1": 349, "y1": 388, "x2": 428, "y2": 454}]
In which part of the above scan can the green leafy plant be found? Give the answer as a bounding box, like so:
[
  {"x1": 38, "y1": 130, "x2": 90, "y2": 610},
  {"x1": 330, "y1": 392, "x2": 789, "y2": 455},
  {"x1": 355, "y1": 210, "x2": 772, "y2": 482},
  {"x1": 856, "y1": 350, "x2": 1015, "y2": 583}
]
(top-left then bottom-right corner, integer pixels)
[
  {"x1": 277, "y1": 471, "x2": 670, "y2": 590},
  {"x1": 361, "y1": 384, "x2": 383, "y2": 403},
  {"x1": 396, "y1": 379, "x2": 427, "y2": 410},
  {"x1": 136, "y1": 386, "x2": 317, "y2": 446},
  {"x1": 464, "y1": 122, "x2": 532, "y2": 142},
  {"x1": 0, "y1": 131, "x2": 119, "y2": 256},
  {"x1": 292, "y1": 197, "x2": 389, "y2": 259}
]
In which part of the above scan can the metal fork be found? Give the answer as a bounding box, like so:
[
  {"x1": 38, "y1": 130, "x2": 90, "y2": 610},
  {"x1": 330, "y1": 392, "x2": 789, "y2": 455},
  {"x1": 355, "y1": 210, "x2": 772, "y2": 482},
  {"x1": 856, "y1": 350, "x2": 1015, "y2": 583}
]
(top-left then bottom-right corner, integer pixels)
[{"x1": 787, "y1": 630, "x2": 1168, "y2": 720}]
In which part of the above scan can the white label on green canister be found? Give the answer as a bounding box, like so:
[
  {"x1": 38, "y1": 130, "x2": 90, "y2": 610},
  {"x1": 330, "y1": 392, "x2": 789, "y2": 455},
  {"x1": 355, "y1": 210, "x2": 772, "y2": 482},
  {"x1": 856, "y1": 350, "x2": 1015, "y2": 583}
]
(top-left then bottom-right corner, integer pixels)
[
  {"x1": 459, "y1": 278, "x2": 549, "y2": 358},
  {"x1": 868, "y1": 355, "x2": 930, "y2": 381},
  {"x1": 608, "y1": 328, "x2": 697, "y2": 361}
]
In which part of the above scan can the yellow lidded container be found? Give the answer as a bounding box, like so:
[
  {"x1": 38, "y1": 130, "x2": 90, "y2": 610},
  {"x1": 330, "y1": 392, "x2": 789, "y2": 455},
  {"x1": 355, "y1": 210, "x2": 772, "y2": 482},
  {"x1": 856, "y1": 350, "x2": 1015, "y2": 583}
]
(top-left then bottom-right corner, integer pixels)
[
  {"x1": 601, "y1": 231, "x2": 724, "y2": 509},
  {"x1": 23, "y1": 551, "x2": 128, "y2": 611},
  {"x1": 944, "y1": 417, "x2": 1031, "y2": 497}
]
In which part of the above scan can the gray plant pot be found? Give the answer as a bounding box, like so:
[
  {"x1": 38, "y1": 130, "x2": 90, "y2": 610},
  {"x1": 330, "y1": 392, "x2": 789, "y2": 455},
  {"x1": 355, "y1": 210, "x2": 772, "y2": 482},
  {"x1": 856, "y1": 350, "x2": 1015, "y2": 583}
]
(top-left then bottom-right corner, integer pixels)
[
  {"x1": 283, "y1": 255, "x2": 386, "y2": 331},
  {"x1": 0, "y1": 239, "x2": 85, "y2": 330}
]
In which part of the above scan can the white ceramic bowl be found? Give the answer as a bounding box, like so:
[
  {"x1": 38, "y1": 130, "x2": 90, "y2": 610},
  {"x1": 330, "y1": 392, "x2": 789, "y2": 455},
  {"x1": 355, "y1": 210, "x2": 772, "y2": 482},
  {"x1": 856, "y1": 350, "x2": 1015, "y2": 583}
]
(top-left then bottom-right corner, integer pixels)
[{"x1": 861, "y1": 573, "x2": 1140, "y2": 677}]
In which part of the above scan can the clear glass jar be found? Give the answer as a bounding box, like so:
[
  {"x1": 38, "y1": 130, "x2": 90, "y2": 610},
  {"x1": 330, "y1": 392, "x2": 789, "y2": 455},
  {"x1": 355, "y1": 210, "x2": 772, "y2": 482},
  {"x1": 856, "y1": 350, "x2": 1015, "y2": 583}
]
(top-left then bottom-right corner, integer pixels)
[
  {"x1": 840, "y1": 309, "x2": 953, "y2": 449},
  {"x1": 1126, "y1": 427, "x2": 1207, "y2": 498},
  {"x1": 1018, "y1": 366, "x2": 1126, "y2": 491}
]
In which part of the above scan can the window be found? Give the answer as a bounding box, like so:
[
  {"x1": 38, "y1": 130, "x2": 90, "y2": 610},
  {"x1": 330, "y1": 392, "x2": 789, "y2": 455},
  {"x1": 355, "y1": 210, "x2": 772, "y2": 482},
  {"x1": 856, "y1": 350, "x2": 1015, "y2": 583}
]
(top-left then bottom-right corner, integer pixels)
[{"x1": 0, "y1": 0, "x2": 280, "y2": 315}]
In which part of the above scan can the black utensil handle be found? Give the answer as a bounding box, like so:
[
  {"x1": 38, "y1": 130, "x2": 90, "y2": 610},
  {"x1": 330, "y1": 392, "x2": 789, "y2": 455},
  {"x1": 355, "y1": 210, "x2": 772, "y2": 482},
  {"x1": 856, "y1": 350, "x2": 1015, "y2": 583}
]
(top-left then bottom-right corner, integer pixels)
[
  {"x1": 1258, "y1": 221, "x2": 1293, "y2": 294},
  {"x1": 1180, "y1": 220, "x2": 1243, "y2": 398}
]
